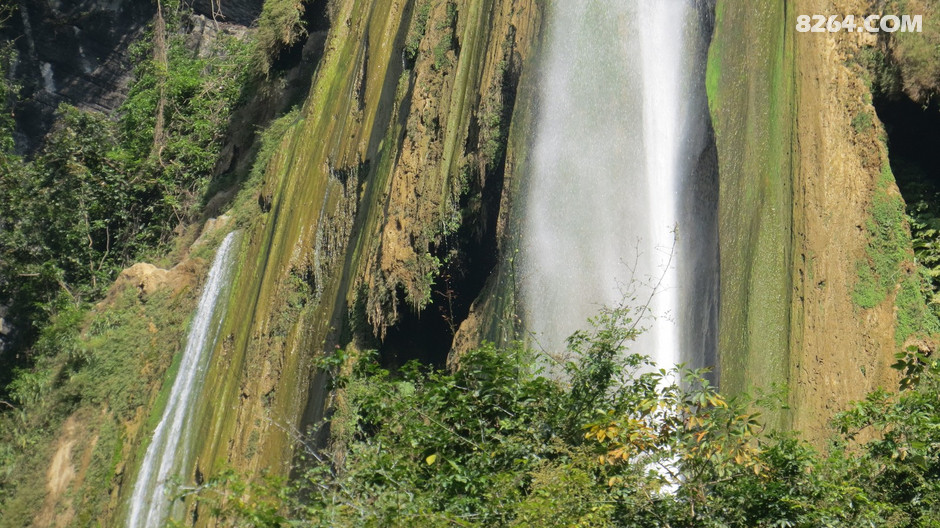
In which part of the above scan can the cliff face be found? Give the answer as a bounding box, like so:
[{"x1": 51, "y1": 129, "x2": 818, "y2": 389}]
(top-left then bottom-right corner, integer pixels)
[
  {"x1": 8, "y1": 0, "x2": 940, "y2": 524},
  {"x1": 708, "y1": 0, "x2": 933, "y2": 441},
  {"x1": 787, "y1": 0, "x2": 904, "y2": 442},
  {"x1": 187, "y1": 1, "x2": 542, "y2": 522},
  {"x1": 3, "y1": 0, "x2": 153, "y2": 150}
]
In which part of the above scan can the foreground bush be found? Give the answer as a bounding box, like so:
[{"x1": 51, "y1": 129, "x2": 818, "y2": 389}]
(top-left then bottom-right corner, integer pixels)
[{"x1": 195, "y1": 306, "x2": 940, "y2": 527}]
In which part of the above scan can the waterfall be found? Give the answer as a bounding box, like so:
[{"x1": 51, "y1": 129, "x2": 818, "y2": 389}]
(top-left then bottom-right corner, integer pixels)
[
  {"x1": 520, "y1": 1, "x2": 713, "y2": 371},
  {"x1": 126, "y1": 231, "x2": 240, "y2": 528}
]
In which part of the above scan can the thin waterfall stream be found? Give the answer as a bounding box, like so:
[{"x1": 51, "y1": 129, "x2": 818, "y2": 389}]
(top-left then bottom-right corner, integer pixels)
[
  {"x1": 520, "y1": 1, "x2": 714, "y2": 371},
  {"x1": 126, "y1": 231, "x2": 240, "y2": 528}
]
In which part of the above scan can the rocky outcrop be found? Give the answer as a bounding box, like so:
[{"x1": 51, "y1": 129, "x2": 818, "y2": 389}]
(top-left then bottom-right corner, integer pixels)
[
  {"x1": 190, "y1": 2, "x2": 543, "y2": 519},
  {"x1": 4, "y1": 0, "x2": 155, "y2": 151},
  {"x1": 2, "y1": 0, "x2": 262, "y2": 153}
]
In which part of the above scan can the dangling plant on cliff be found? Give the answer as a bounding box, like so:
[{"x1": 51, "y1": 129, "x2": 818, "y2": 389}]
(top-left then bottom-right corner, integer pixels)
[{"x1": 252, "y1": 0, "x2": 309, "y2": 77}]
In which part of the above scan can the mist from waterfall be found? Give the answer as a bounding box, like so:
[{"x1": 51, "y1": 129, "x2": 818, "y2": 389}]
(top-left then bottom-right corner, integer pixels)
[
  {"x1": 126, "y1": 231, "x2": 240, "y2": 528},
  {"x1": 520, "y1": 1, "x2": 715, "y2": 372}
]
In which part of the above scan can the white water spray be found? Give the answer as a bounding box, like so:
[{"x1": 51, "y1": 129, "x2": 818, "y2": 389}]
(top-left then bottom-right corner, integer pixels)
[
  {"x1": 520, "y1": 1, "x2": 709, "y2": 370},
  {"x1": 127, "y1": 232, "x2": 239, "y2": 528}
]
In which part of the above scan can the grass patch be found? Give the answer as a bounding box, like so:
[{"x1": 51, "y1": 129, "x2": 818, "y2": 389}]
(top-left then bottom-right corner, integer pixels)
[
  {"x1": 853, "y1": 164, "x2": 909, "y2": 308},
  {"x1": 0, "y1": 269, "x2": 202, "y2": 525},
  {"x1": 852, "y1": 110, "x2": 873, "y2": 134}
]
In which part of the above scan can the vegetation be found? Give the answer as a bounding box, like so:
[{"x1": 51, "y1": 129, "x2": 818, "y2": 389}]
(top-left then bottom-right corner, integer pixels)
[
  {"x1": 186, "y1": 304, "x2": 940, "y2": 527},
  {"x1": 0, "y1": 283, "x2": 200, "y2": 524},
  {"x1": 0, "y1": 0, "x2": 300, "y2": 520},
  {"x1": 0, "y1": 2, "x2": 250, "y2": 376},
  {"x1": 853, "y1": 165, "x2": 910, "y2": 309},
  {"x1": 404, "y1": 1, "x2": 432, "y2": 62},
  {"x1": 0, "y1": 92, "x2": 303, "y2": 524},
  {"x1": 852, "y1": 109, "x2": 873, "y2": 134},
  {"x1": 884, "y1": 0, "x2": 940, "y2": 102},
  {"x1": 432, "y1": 2, "x2": 458, "y2": 72}
]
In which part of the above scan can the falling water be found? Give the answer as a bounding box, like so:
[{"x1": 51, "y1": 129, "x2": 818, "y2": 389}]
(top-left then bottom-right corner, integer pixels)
[
  {"x1": 520, "y1": 1, "x2": 713, "y2": 371},
  {"x1": 127, "y1": 231, "x2": 240, "y2": 528}
]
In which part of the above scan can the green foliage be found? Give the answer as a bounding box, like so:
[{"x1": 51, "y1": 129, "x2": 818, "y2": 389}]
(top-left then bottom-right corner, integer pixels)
[
  {"x1": 404, "y1": 252, "x2": 441, "y2": 309},
  {"x1": 895, "y1": 273, "x2": 940, "y2": 347},
  {"x1": 852, "y1": 109, "x2": 873, "y2": 134},
  {"x1": 0, "y1": 3, "x2": 249, "y2": 361},
  {"x1": 192, "y1": 303, "x2": 940, "y2": 527},
  {"x1": 404, "y1": 1, "x2": 432, "y2": 62},
  {"x1": 0, "y1": 37, "x2": 16, "y2": 167},
  {"x1": 432, "y1": 2, "x2": 458, "y2": 72},
  {"x1": 121, "y1": 20, "x2": 250, "y2": 213},
  {"x1": 834, "y1": 351, "x2": 940, "y2": 525},
  {"x1": 854, "y1": 164, "x2": 909, "y2": 308},
  {"x1": 0, "y1": 282, "x2": 198, "y2": 524},
  {"x1": 883, "y1": 0, "x2": 940, "y2": 102},
  {"x1": 906, "y1": 190, "x2": 940, "y2": 328},
  {"x1": 856, "y1": 46, "x2": 902, "y2": 98},
  {"x1": 0, "y1": 107, "x2": 136, "y2": 352}
]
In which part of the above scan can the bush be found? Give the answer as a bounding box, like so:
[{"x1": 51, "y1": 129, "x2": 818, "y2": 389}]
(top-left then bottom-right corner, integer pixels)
[{"x1": 189, "y1": 301, "x2": 940, "y2": 527}]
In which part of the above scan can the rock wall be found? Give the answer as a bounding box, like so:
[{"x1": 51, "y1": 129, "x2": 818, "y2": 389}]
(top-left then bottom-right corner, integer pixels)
[
  {"x1": 707, "y1": 0, "x2": 929, "y2": 442},
  {"x1": 3, "y1": 0, "x2": 155, "y2": 150},
  {"x1": 188, "y1": 2, "x2": 542, "y2": 525}
]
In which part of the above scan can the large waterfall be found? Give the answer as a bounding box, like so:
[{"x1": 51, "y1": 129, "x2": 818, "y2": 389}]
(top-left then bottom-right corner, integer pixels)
[
  {"x1": 520, "y1": 1, "x2": 714, "y2": 370},
  {"x1": 126, "y1": 231, "x2": 240, "y2": 528}
]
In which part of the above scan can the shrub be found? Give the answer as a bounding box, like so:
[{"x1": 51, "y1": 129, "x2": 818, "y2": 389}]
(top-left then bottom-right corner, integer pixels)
[
  {"x1": 0, "y1": 2, "x2": 249, "y2": 360},
  {"x1": 189, "y1": 301, "x2": 940, "y2": 527}
]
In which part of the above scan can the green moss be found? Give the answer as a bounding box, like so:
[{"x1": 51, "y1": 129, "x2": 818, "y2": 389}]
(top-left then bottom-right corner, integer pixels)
[
  {"x1": 853, "y1": 166, "x2": 908, "y2": 309},
  {"x1": 707, "y1": 1, "x2": 795, "y2": 420},
  {"x1": 852, "y1": 110, "x2": 873, "y2": 134}
]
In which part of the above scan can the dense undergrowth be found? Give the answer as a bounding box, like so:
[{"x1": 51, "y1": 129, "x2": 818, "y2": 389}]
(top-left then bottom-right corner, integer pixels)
[
  {"x1": 0, "y1": 1, "x2": 252, "y2": 371},
  {"x1": 189, "y1": 304, "x2": 940, "y2": 527}
]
